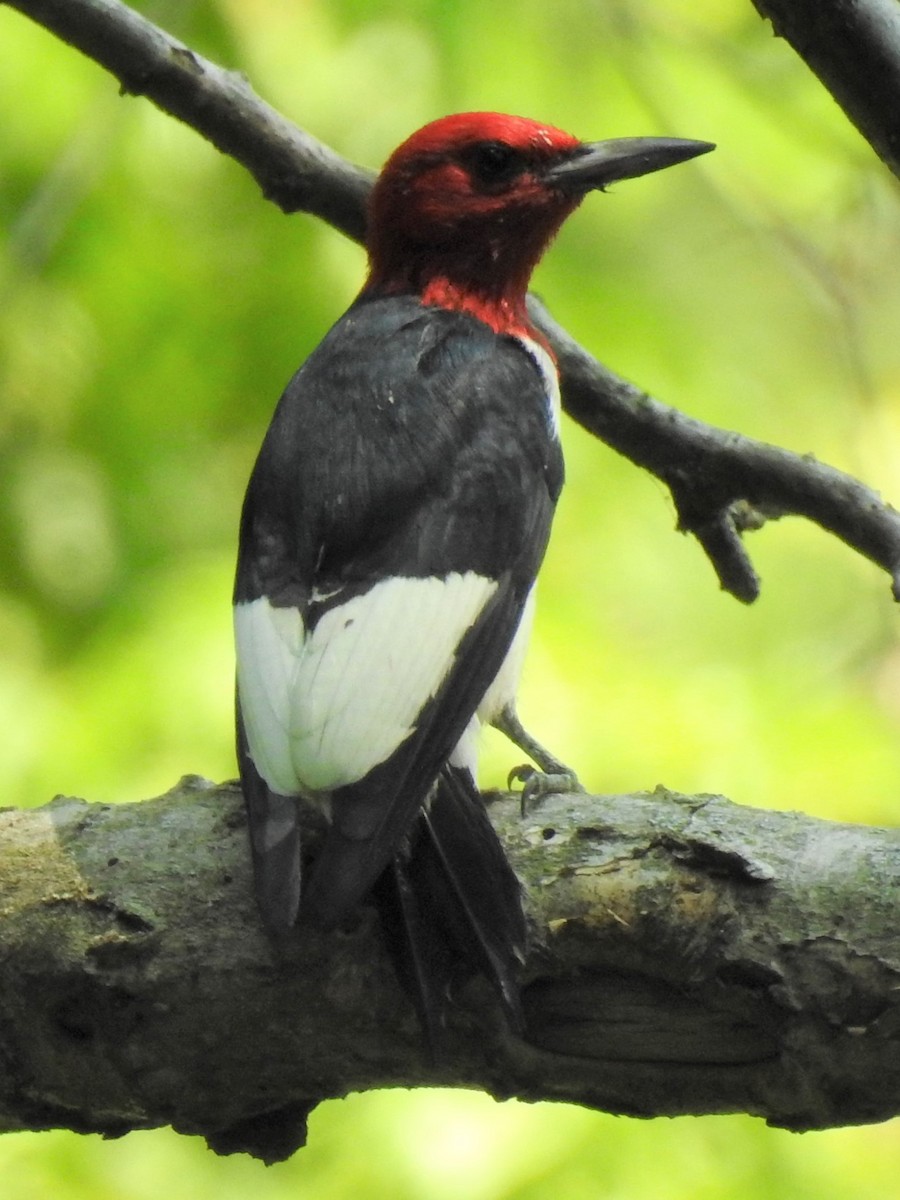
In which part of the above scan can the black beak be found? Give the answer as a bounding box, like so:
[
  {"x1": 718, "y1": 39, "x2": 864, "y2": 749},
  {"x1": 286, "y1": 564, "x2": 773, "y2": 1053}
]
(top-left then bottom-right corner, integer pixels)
[{"x1": 544, "y1": 137, "x2": 714, "y2": 193}]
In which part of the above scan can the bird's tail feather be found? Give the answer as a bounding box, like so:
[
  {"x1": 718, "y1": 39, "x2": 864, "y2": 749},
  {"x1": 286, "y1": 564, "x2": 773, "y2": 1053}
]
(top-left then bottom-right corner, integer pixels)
[
  {"x1": 370, "y1": 858, "x2": 453, "y2": 1056},
  {"x1": 375, "y1": 764, "x2": 527, "y2": 1043}
]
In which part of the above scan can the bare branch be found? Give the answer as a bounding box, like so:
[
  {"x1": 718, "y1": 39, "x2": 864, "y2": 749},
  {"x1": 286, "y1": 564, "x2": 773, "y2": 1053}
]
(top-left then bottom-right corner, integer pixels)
[
  {"x1": 6, "y1": 0, "x2": 900, "y2": 602},
  {"x1": 530, "y1": 300, "x2": 900, "y2": 602},
  {"x1": 2, "y1": 780, "x2": 898, "y2": 1162},
  {"x1": 2, "y1": 0, "x2": 374, "y2": 240},
  {"x1": 753, "y1": 0, "x2": 900, "y2": 181}
]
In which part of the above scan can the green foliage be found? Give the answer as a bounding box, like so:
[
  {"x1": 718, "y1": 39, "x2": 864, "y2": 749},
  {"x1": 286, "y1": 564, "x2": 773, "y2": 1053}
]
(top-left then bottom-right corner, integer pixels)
[{"x1": 2, "y1": 0, "x2": 900, "y2": 1194}]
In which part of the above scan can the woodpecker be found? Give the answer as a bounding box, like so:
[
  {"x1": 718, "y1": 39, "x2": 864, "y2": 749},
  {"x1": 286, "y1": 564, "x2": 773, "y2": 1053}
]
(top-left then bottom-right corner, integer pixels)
[{"x1": 234, "y1": 112, "x2": 713, "y2": 1038}]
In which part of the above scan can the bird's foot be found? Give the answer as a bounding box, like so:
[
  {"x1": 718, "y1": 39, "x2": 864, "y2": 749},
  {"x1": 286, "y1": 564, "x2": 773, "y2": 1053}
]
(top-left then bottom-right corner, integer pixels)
[
  {"x1": 507, "y1": 762, "x2": 585, "y2": 814},
  {"x1": 492, "y1": 704, "x2": 585, "y2": 815}
]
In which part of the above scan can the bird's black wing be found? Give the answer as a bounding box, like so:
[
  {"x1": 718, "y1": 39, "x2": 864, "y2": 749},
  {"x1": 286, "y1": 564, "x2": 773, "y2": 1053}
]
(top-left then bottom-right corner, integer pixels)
[{"x1": 234, "y1": 294, "x2": 562, "y2": 933}]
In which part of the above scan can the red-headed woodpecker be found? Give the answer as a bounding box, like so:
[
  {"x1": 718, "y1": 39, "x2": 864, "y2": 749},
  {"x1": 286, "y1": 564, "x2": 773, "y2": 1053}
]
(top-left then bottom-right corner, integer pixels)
[{"x1": 234, "y1": 112, "x2": 713, "y2": 1038}]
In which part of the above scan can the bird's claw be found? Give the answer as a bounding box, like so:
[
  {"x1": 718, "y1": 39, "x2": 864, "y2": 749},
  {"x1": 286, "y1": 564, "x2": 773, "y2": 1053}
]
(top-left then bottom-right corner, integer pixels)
[{"x1": 507, "y1": 763, "x2": 585, "y2": 816}]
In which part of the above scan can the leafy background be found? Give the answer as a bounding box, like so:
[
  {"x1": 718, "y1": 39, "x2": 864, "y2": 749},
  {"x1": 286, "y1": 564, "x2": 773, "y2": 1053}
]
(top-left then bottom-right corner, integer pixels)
[{"x1": 3, "y1": 0, "x2": 900, "y2": 1196}]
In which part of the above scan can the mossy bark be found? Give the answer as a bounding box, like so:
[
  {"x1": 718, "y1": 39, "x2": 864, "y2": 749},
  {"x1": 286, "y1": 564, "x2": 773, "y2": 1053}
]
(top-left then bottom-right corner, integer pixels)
[{"x1": 0, "y1": 779, "x2": 898, "y2": 1161}]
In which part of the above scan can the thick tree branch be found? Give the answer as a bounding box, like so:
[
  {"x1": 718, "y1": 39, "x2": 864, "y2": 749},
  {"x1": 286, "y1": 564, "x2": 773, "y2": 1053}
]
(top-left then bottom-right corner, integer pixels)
[
  {"x1": 6, "y1": 0, "x2": 900, "y2": 603},
  {"x1": 753, "y1": 0, "x2": 900, "y2": 181},
  {"x1": 1, "y1": 781, "x2": 898, "y2": 1162},
  {"x1": 5, "y1": 3, "x2": 900, "y2": 1157},
  {"x1": 2, "y1": 0, "x2": 374, "y2": 240}
]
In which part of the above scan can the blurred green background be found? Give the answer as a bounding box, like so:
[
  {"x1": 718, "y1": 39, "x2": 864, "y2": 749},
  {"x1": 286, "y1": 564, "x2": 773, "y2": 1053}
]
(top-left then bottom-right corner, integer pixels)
[{"x1": 3, "y1": 0, "x2": 900, "y2": 1195}]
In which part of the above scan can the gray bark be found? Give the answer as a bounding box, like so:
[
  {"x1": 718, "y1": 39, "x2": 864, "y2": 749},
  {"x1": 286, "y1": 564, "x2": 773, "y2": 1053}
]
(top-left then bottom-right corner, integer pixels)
[
  {"x1": 753, "y1": 0, "x2": 900, "y2": 179},
  {"x1": 1, "y1": 781, "x2": 898, "y2": 1162},
  {"x1": 3, "y1": 0, "x2": 900, "y2": 1165}
]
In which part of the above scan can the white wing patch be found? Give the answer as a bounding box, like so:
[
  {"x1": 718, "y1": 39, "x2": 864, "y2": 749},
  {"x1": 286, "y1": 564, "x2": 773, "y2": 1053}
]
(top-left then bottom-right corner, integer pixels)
[
  {"x1": 235, "y1": 572, "x2": 498, "y2": 796},
  {"x1": 477, "y1": 585, "x2": 535, "y2": 724},
  {"x1": 451, "y1": 586, "x2": 536, "y2": 783}
]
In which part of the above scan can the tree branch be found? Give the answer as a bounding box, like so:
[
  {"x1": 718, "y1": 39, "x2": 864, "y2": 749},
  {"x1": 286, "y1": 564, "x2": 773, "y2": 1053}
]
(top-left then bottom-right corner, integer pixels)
[
  {"x1": 2, "y1": 0, "x2": 374, "y2": 240},
  {"x1": 6, "y1": 0, "x2": 900, "y2": 603},
  {"x1": 531, "y1": 300, "x2": 900, "y2": 603},
  {"x1": 753, "y1": 0, "x2": 900, "y2": 181},
  {"x1": 2, "y1": 780, "x2": 898, "y2": 1162},
  {"x1": 6, "y1": 0, "x2": 900, "y2": 1160}
]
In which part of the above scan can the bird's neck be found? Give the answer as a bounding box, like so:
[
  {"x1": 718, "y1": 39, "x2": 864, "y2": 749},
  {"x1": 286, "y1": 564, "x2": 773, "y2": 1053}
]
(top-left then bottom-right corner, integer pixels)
[
  {"x1": 423, "y1": 275, "x2": 534, "y2": 338},
  {"x1": 363, "y1": 264, "x2": 543, "y2": 342},
  {"x1": 363, "y1": 213, "x2": 563, "y2": 341}
]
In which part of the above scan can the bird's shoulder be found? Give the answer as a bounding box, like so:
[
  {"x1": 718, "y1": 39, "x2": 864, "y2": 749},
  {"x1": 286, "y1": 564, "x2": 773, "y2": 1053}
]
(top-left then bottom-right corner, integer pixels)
[
  {"x1": 236, "y1": 295, "x2": 562, "y2": 604},
  {"x1": 272, "y1": 293, "x2": 557, "y2": 441}
]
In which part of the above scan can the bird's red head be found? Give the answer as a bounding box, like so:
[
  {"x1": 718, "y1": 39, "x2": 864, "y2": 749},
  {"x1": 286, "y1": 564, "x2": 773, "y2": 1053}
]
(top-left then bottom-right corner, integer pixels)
[
  {"x1": 365, "y1": 113, "x2": 583, "y2": 334},
  {"x1": 364, "y1": 112, "x2": 714, "y2": 337}
]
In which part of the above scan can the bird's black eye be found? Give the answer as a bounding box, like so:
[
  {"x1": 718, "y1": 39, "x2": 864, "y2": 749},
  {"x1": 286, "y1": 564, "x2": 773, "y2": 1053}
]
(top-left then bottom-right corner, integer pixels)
[{"x1": 463, "y1": 141, "x2": 527, "y2": 190}]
